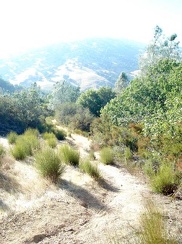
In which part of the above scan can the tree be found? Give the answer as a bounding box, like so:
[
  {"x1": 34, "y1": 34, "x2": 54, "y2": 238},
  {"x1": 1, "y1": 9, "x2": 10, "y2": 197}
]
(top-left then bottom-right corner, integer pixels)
[
  {"x1": 114, "y1": 72, "x2": 129, "y2": 94},
  {"x1": 102, "y1": 59, "x2": 182, "y2": 126},
  {"x1": 49, "y1": 80, "x2": 80, "y2": 109},
  {"x1": 77, "y1": 87, "x2": 116, "y2": 117},
  {"x1": 139, "y1": 25, "x2": 181, "y2": 73},
  {"x1": 77, "y1": 89, "x2": 101, "y2": 116}
]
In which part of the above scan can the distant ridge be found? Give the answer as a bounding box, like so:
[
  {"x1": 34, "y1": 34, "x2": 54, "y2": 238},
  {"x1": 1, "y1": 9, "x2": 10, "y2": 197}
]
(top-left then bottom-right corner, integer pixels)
[{"x1": 0, "y1": 38, "x2": 144, "y2": 90}]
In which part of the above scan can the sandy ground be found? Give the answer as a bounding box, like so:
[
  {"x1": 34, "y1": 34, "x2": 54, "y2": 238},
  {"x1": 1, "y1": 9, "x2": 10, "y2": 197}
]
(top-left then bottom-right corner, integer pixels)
[{"x1": 0, "y1": 134, "x2": 181, "y2": 244}]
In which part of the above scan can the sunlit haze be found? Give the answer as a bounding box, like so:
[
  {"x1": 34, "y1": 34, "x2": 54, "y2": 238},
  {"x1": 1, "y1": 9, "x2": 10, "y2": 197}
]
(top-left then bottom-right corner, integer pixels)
[{"x1": 0, "y1": 0, "x2": 182, "y2": 57}]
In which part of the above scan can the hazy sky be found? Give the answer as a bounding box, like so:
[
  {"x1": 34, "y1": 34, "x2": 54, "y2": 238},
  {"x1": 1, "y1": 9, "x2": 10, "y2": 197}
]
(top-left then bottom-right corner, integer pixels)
[{"x1": 0, "y1": 0, "x2": 181, "y2": 57}]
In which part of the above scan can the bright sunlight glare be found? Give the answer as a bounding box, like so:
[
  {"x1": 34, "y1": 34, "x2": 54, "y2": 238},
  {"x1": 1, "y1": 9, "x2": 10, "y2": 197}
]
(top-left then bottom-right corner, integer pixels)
[{"x1": 0, "y1": 0, "x2": 181, "y2": 57}]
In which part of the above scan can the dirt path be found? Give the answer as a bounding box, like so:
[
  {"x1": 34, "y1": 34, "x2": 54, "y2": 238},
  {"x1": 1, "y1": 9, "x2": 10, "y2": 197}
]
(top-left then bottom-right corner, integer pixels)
[{"x1": 0, "y1": 134, "x2": 181, "y2": 243}]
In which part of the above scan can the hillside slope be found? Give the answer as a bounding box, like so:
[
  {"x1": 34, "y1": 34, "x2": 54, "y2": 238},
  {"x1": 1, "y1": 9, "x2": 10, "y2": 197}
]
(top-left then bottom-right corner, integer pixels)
[
  {"x1": 0, "y1": 38, "x2": 144, "y2": 90},
  {"x1": 0, "y1": 134, "x2": 181, "y2": 243}
]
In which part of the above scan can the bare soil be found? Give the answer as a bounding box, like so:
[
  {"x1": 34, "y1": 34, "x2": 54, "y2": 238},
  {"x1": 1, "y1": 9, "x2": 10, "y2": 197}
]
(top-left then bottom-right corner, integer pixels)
[{"x1": 0, "y1": 134, "x2": 181, "y2": 244}]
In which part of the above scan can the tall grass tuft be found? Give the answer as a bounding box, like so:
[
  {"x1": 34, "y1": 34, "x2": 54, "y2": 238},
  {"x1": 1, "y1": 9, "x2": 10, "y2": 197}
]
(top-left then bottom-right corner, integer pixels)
[
  {"x1": 59, "y1": 144, "x2": 80, "y2": 166},
  {"x1": 139, "y1": 200, "x2": 176, "y2": 244},
  {"x1": 7, "y1": 131, "x2": 18, "y2": 144},
  {"x1": 42, "y1": 132, "x2": 58, "y2": 148},
  {"x1": 79, "y1": 159, "x2": 101, "y2": 180},
  {"x1": 0, "y1": 144, "x2": 6, "y2": 166},
  {"x1": 11, "y1": 129, "x2": 40, "y2": 160},
  {"x1": 100, "y1": 147, "x2": 114, "y2": 165},
  {"x1": 35, "y1": 147, "x2": 65, "y2": 183},
  {"x1": 151, "y1": 162, "x2": 179, "y2": 195}
]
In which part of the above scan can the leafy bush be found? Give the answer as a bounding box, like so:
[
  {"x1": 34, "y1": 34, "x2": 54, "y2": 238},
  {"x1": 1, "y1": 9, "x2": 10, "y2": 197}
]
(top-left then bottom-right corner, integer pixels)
[
  {"x1": 35, "y1": 147, "x2": 65, "y2": 183},
  {"x1": 7, "y1": 131, "x2": 18, "y2": 144},
  {"x1": 59, "y1": 144, "x2": 80, "y2": 166},
  {"x1": 79, "y1": 159, "x2": 101, "y2": 180},
  {"x1": 52, "y1": 128, "x2": 66, "y2": 140},
  {"x1": 100, "y1": 147, "x2": 114, "y2": 165},
  {"x1": 151, "y1": 162, "x2": 180, "y2": 195}
]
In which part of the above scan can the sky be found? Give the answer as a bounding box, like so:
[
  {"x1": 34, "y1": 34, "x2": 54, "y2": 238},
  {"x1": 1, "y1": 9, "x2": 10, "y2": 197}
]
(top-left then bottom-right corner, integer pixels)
[{"x1": 0, "y1": 0, "x2": 181, "y2": 57}]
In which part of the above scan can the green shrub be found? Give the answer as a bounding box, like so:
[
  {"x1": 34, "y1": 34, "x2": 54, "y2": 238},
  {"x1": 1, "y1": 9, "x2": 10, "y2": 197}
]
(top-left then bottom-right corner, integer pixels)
[
  {"x1": 35, "y1": 147, "x2": 65, "y2": 183},
  {"x1": 24, "y1": 128, "x2": 39, "y2": 137},
  {"x1": 42, "y1": 132, "x2": 55, "y2": 140},
  {"x1": 59, "y1": 144, "x2": 80, "y2": 166},
  {"x1": 52, "y1": 128, "x2": 66, "y2": 140},
  {"x1": 11, "y1": 131, "x2": 40, "y2": 160},
  {"x1": 7, "y1": 131, "x2": 18, "y2": 144},
  {"x1": 100, "y1": 147, "x2": 114, "y2": 165},
  {"x1": 124, "y1": 147, "x2": 133, "y2": 161},
  {"x1": 79, "y1": 159, "x2": 101, "y2": 180},
  {"x1": 11, "y1": 142, "x2": 29, "y2": 160},
  {"x1": 47, "y1": 137, "x2": 57, "y2": 148},
  {"x1": 151, "y1": 162, "x2": 180, "y2": 195}
]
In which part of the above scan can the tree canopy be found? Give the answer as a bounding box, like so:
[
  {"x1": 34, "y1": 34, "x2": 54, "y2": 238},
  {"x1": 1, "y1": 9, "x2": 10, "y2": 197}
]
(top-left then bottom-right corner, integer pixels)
[{"x1": 77, "y1": 87, "x2": 116, "y2": 117}]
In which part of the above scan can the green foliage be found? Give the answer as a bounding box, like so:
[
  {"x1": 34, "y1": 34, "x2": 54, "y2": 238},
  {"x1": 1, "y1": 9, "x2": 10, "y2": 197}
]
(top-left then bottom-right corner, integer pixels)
[
  {"x1": 49, "y1": 80, "x2": 80, "y2": 110},
  {"x1": 103, "y1": 59, "x2": 182, "y2": 126},
  {"x1": 140, "y1": 25, "x2": 181, "y2": 73},
  {"x1": 124, "y1": 147, "x2": 133, "y2": 161},
  {"x1": 77, "y1": 87, "x2": 116, "y2": 117},
  {"x1": 0, "y1": 83, "x2": 51, "y2": 135},
  {"x1": 59, "y1": 144, "x2": 80, "y2": 166},
  {"x1": 114, "y1": 72, "x2": 130, "y2": 94},
  {"x1": 52, "y1": 128, "x2": 66, "y2": 140},
  {"x1": 79, "y1": 159, "x2": 101, "y2": 180},
  {"x1": 56, "y1": 103, "x2": 94, "y2": 132},
  {"x1": 100, "y1": 147, "x2": 114, "y2": 165},
  {"x1": 151, "y1": 162, "x2": 180, "y2": 195},
  {"x1": 7, "y1": 131, "x2": 18, "y2": 144},
  {"x1": 35, "y1": 147, "x2": 65, "y2": 183}
]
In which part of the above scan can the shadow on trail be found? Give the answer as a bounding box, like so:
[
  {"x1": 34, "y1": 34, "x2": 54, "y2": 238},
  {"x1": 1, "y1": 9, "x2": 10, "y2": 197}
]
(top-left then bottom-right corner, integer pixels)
[
  {"x1": 97, "y1": 178, "x2": 120, "y2": 193},
  {"x1": 0, "y1": 172, "x2": 22, "y2": 194},
  {"x1": 0, "y1": 199, "x2": 10, "y2": 211},
  {"x1": 59, "y1": 179, "x2": 107, "y2": 211}
]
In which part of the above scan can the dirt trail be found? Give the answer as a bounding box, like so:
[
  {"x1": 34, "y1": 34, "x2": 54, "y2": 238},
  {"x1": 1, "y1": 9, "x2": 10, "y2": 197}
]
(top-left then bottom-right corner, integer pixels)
[{"x1": 0, "y1": 134, "x2": 181, "y2": 244}]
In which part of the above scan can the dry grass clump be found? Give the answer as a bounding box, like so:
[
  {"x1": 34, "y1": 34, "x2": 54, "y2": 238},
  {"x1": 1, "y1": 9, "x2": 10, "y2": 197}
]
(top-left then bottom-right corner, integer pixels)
[
  {"x1": 42, "y1": 132, "x2": 58, "y2": 148},
  {"x1": 100, "y1": 147, "x2": 114, "y2": 165},
  {"x1": 11, "y1": 129, "x2": 40, "y2": 160},
  {"x1": 59, "y1": 144, "x2": 80, "y2": 166},
  {"x1": 138, "y1": 200, "x2": 177, "y2": 244},
  {"x1": 7, "y1": 131, "x2": 18, "y2": 144},
  {"x1": 35, "y1": 147, "x2": 65, "y2": 183},
  {"x1": 79, "y1": 159, "x2": 101, "y2": 180}
]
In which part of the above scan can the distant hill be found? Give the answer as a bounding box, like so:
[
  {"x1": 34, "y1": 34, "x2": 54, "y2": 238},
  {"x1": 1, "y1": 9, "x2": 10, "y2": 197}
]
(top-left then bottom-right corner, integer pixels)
[{"x1": 0, "y1": 38, "x2": 144, "y2": 91}]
